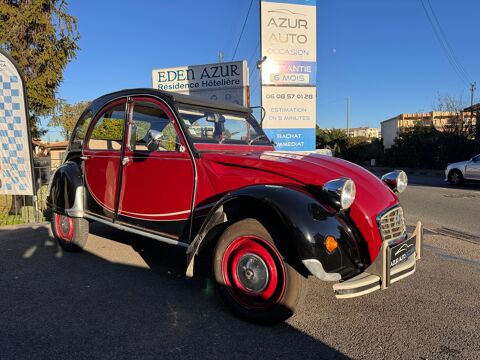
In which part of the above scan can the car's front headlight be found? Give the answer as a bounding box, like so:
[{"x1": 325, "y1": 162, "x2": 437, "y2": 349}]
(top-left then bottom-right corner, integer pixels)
[
  {"x1": 381, "y1": 170, "x2": 408, "y2": 193},
  {"x1": 322, "y1": 178, "x2": 356, "y2": 210}
]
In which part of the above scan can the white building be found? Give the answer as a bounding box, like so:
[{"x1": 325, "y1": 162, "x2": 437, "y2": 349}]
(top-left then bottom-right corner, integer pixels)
[
  {"x1": 345, "y1": 127, "x2": 380, "y2": 139},
  {"x1": 381, "y1": 109, "x2": 477, "y2": 149}
]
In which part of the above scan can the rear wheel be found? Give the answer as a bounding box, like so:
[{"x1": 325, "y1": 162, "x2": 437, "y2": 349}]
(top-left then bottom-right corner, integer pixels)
[
  {"x1": 51, "y1": 213, "x2": 89, "y2": 252},
  {"x1": 448, "y1": 169, "x2": 464, "y2": 185},
  {"x1": 213, "y1": 218, "x2": 306, "y2": 324}
]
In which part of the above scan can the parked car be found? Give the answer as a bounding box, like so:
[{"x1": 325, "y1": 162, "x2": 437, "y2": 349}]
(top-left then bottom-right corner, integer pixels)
[
  {"x1": 445, "y1": 154, "x2": 480, "y2": 185},
  {"x1": 47, "y1": 89, "x2": 423, "y2": 324}
]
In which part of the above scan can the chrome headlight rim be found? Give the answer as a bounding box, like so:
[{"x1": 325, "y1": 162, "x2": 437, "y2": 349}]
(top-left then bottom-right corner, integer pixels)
[
  {"x1": 381, "y1": 170, "x2": 408, "y2": 193},
  {"x1": 322, "y1": 178, "x2": 356, "y2": 210}
]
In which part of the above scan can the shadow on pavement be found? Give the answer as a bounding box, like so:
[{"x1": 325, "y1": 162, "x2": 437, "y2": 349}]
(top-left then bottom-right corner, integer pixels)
[{"x1": 0, "y1": 224, "x2": 350, "y2": 360}]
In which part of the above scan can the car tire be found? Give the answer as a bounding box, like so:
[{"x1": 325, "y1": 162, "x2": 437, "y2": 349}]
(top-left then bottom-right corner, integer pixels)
[
  {"x1": 448, "y1": 169, "x2": 464, "y2": 185},
  {"x1": 213, "y1": 218, "x2": 306, "y2": 324},
  {"x1": 51, "y1": 213, "x2": 89, "y2": 252}
]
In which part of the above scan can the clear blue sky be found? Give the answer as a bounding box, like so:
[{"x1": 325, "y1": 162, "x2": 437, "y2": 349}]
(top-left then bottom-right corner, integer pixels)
[{"x1": 44, "y1": 0, "x2": 480, "y2": 141}]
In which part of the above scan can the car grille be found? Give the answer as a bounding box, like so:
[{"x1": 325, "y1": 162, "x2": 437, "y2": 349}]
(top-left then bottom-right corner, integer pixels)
[{"x1": 379, "y1": 206, "x2": 406, "y2": 242}]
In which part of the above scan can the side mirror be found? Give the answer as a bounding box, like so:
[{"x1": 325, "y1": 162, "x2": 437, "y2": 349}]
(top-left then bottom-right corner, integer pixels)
[
  {"x1": 128, "y1": 123, "x2": 137, "y2": 151},
  {"x1": 146, "y1": 129, "x2": 163, "y2": 152},
  {"x1": 206, "y1": 113, "x2": 217, "y2": 122}
]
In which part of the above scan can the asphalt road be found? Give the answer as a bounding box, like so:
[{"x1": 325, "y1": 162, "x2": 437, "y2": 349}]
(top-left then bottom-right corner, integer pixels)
[
  {"x1": 1, "y1": 199, "x2": 479, "y2": 360},
  {"x1": 398, "y1": 176, "x2": 480, "y2": 240}
]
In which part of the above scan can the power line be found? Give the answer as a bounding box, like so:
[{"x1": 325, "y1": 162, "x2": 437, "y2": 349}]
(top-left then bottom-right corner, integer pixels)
[
  {"x1": 250, "y1": 68, "x2": 260, "y2": 94},
  {"x1": 420, "y1": 0, "x2": 469, "y2": 85},
  {"x1": 420, "y1": 0, "x2": 472, "y2": 86},
  {"x1": 425, "y1": 0, "x2": 473, "y2": 82},
  {"x1": 231, "y1": 0, "x2": 255, "y2": 61},
  {"x1": 247, "y1": 40, "x2": 260, "y2": 67},
  {"x1": 250, "y1": 71, "x2": 260, "y2": 96}
]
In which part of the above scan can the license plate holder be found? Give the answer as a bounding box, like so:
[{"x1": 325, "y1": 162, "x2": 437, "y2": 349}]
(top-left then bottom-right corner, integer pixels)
[{"x1": 390, "y1": 236, "x2": 416, "y2": 268}]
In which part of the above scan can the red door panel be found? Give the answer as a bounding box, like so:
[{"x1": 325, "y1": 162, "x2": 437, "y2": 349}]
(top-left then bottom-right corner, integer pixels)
[
  {"x1": 116, "y1": 97, "x2": 195, "y2": 238},
  {"x1": 117, "y1": 151, "x2": 194, "y2": 221}
]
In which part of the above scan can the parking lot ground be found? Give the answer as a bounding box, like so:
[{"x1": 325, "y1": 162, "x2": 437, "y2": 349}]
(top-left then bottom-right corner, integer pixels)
[{"x1": 0, "y1": 222, "x2": 479, "y2": 360}]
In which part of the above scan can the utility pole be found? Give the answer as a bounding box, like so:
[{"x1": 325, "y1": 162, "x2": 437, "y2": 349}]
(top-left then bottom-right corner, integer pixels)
[
  {"x1": 470, "y1": 81, "x2": 476, "y2": 133},
  {"x1": 470, "y1": 82, "x2": 476, "y2": 107},
  {"x1": 346, "y1": 96, "x2": 350, "y2": 136},
  {"x1": 472, "y1": 81, "x2": 480, "y2": 153}
]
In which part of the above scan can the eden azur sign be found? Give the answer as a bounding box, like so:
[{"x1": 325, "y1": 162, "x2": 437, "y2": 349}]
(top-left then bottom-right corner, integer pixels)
[{"x1": 152, "y1": 61, "x2": 249, "y2": 106}]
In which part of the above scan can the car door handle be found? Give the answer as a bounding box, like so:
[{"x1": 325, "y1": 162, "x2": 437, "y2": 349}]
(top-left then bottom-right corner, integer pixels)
[
  {"x1": 122, "y1": 157, "x2": 130, "y2": 165},
  {"x1": 80, "y1": 156, "x2": 88, "y2": 160}
]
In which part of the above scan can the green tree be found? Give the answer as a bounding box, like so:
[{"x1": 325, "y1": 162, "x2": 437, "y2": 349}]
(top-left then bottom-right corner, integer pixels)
[
  {"x1": 316, "y1": 126, "x2": 384, "y2": 165},
  {"x1": 0, "y1": 0, "x2": 80, "y2": 137},
  {"x1": 316, "y1": 127, "x2": 348, "y2": 152},
  {"x1": 49, "y1": 99, "x2": 89, "y2": 140},
  {"x1": 91, "y1": 117, "x2": 124, "y2": 140},
  {"x1": 385, "y1": 124, "x2": 474, "y2": 169}
]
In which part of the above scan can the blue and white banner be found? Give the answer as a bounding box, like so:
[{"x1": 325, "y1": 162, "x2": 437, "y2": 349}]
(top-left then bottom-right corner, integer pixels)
[
  {"x1": 262, "y1": 60, "x2": 316, "y2": 85},
  {"x1": 261, "y1": 0, "x2": 317, "y2": 151},
  {"x1": 0, "y1": 50, "x2": 34, "y2": 196},
  {"x1": 264, "y1": 128, "x2": 316, "y2": 151}
]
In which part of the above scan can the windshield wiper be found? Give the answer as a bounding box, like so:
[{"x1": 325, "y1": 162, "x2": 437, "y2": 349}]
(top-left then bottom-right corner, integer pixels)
[{"x1": 248, "y1": 134, "x2": 268, "y2": 145}]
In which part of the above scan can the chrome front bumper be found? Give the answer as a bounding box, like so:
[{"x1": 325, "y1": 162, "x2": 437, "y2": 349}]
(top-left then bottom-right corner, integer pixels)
[{"x1": 333, "y1": 222, "x2": 423, "y2": 299}]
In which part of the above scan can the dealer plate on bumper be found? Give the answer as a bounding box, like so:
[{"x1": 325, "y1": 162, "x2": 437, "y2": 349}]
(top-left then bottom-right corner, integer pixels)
[
  {"x1": 332, "y1": 221, "x2": 423, "y2": 299},
  {"x1": 389, "y1": 236, "x2": 416, "y2": 268}
]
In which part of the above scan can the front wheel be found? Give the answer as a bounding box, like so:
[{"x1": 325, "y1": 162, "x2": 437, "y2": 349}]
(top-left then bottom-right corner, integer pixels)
[
  {"x1": 213, "y1": 218, "x2": 306, "y2": 324},
  {"x1": 448, "y1": 169, "x2": 464, "y2": 185},
  {"x1": 51, "y1": 213, "x2": 89, "y2": 252}
]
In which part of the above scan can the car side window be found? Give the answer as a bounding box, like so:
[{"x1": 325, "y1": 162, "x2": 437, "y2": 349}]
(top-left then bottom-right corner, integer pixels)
[
  {"x1": 132, "y1": 102, "x2": 180, "y2": 152},
  {"x1": 87, "y1": 105, "x2": 126, "y2": 151},
  {"x1": 70, "y1": 110, "x2": 93, "y2": 150}
]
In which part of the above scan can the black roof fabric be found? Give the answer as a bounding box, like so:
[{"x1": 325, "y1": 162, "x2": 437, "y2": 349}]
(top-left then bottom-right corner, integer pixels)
[{"x1": 91, "y1": 88, "x2": 252, "y2": 114}]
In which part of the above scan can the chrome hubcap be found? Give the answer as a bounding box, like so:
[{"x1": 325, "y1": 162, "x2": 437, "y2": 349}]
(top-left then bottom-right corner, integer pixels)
[{"x1": 236, "y1": 253, "x2": 269, "y2": 293}]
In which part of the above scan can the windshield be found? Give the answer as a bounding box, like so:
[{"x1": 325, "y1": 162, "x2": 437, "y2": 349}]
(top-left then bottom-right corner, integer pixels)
[{"x1": 177, "y1": 106, "x2": 271, "y2": 146}]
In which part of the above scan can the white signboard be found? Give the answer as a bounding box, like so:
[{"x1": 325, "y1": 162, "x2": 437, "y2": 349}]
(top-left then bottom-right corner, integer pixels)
[
  {"x1": 261, "y1": 0, "x2": 316, "y2": 63},
  {"x1": 261, "y1": 0, "x2": 317, "y2": 151},
  {"x1": 152, "y1": 61, "x2": 249, "y2": 106},
  {"x1": 262, "y1": 86, "x2": 316, "y2": 149},
  {"x1": 0, "y1": 50, "x2": 34, "y2": 195}
]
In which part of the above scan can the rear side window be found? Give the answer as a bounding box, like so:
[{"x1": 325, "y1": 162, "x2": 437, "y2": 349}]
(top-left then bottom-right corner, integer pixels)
[
  {"x1": 87, "y1": 105, "x2": 126, "y2": 151},
  {"x1": 70, "y1": 110, "x2": 93, "y2": 150}
]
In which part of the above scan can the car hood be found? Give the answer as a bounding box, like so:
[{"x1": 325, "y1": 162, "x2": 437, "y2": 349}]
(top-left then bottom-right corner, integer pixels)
[{"x1": 201, "y1": 150, "x2": 399, "y2": 258}]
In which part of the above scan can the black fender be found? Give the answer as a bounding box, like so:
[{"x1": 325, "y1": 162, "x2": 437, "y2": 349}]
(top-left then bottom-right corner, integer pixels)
[
  {"x1": 186, "y1": 184, "x2": 368, "y2": 281},
  {"x1": 47, "y1": 161, "x2": 84, "y2": 218}
]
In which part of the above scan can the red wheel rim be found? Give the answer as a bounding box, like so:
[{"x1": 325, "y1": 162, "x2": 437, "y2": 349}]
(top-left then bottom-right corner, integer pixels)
[
  {"x1": 54, "y1": 213, "x2": 74, "y2": 242},
  {"x1": 221, "y1": 235, "x2": 286, "y2": 310}
]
